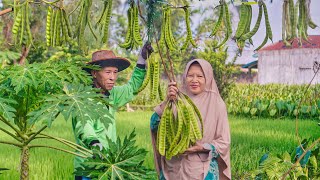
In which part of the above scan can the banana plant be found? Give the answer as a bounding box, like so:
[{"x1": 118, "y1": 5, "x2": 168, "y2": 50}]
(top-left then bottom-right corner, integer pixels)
[{"x1": 0, "y1": 61, "x2": 113, "y2": 180}]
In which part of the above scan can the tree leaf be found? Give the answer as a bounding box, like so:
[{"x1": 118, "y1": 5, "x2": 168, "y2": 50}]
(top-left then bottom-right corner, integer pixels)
[
  {"x1": 75, "y1": 130, "x2": 156, "y2": 180},
  {"x1": 0, "y1": 97, "x2": 17, "y2": 122}
]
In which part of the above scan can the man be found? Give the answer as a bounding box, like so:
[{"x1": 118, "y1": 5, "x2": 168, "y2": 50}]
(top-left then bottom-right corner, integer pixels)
[{"x1": 73, "y1": 43, "x2": 153, "y2": 180}]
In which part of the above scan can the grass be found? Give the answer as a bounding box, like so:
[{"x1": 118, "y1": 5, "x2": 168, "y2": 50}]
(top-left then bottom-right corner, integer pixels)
[{"x1": 0, "y1": 111, "x2": 319, "y2": 179}]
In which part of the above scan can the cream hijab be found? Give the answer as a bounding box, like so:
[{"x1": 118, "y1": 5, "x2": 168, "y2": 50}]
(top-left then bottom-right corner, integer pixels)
[{"x1": 153, "y1": 59, "x2": 231, "y2": 179}]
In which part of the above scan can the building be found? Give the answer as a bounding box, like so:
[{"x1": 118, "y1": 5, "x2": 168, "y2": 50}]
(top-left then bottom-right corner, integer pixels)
[{"x1": 257, "y1": 35, "x2": 320, "y2": 85}]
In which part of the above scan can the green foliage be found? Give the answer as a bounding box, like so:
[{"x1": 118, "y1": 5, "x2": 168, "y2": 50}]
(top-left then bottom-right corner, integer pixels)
[
  {"x1": 198, "y1": 44, "x2": 236, "y2": 100},
  {"x1": 75, "y1": 129, "x2": 156, "y2": 180},
  {"x1": 1, "y1": 112, "x2": 319, "y2": 179},
  {"x1": 227, "y1": 84, "x2": 320, "y2": 119},
  {"x1": 0, "y1": 60, "x2": 114, "y2": 179},
  {"x1": 0, "y1": 50, "x2": 20, "y2": 67},
  {"x1": 0, "y1": 60, "x2": 115, "y2": 129},
  {"x1": 252, "y1": 139, "x2": 320, "y2": 179},
  {"x1": 0, "y1": 168, "x2": 9, "y2": 175}
]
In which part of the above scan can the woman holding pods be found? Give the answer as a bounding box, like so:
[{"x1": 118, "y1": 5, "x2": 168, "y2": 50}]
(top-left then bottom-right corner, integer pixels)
[{"x1": 150, "y1": 59, "x2": 231, "y2": 180}]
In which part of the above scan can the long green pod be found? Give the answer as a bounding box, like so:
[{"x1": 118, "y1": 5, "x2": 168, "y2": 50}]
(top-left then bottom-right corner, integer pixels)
[
  {"x1": 285, "y1": 1, "x2": 292, "y2": 40},
  {"x1": 133, "y1": 5, "x2": 143, "y2": 45},
  {"x1": 181, "y1": 6, "x2": 196, "y2": 50},
  {"x1": 241, "y1": 2, "x2": 263, "y2": 41},
  {"x1": 119, "y1": 7, "x2": 133, "y2": 49},
  {"x1": 288, "y1": 0, "x2": 295, "y2": 38},
  {"x1": 54, "y1": 9, "x2": 61, "y2": 46},
  {"x1": 282, "y1": 1, "x2": 291, "y2": 47},
  {"x1": 157, "y1": 104, "x2": 169, "y2": 156},
  {"x1": 181, "y1": 93, "x2": 204, "y2": 137},
  {"x1": 151, "y1": 55, "x2": 160, "y2": 100},
  {"x1": 235, "y1": 4, "x2": 248, "y2": 39},
  {"x1": 168, "y1": 102, "x2": 184, "y2": 154},
  {"x1": 262, "y1": 2, "x2": 272, "y2": 42},
  {"x1": 149, "y1": 55, "x2": 154, "y2": 99},
  {"x1": 292, "y1": 0, "x2": 299, "y2": 38},
  {"x1": 166, "y1": 8, "x2": 177, "y2": 51},
  {"x1": 50, "y1": 9, "x2": 56, "y2": 46},
  {"x1": 210, "y1": 4, "x2": 224, "y2": 37},
  {"x1": 46, "y1": 6, "x2": 52, "y2": 46},
  {"x1": 169, "y1": 101, "x2": 188, "y2": 157},
  {"x1": 19, "y1": 5, "x2": 26, "y2": 45},
  {"x1": 12, "y1": 8, "x2": 22, "y2": 38},
  {"x1": 245, "y1": 5, "x2": 253, "y2": 45},
  {"x1": 134, "y1": 61, "x2": 150, "y2": 95},
  {"x1": 25, "y1": 2, "x2": 33, "y2": 46},
  {"x1": 214, "y1": 3, "x2": 232, "y2": 49},
  {"x1": 103, "y1": 0, "x2": 112, "y2": 43}
]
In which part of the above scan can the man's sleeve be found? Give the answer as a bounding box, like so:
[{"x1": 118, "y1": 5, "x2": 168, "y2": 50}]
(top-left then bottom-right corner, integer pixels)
[
  {"x1": 111, "y1": 66, "x2": 146, "y2": 108},
  {"x1": 73, "y1": 118, "x2": 99, "y2": 147}
]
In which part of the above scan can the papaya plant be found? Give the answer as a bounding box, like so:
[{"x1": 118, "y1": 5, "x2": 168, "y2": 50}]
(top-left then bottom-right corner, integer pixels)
[
  {"x1": 75, "y1": 130, "x2": 156, "y2": 179},
  {"x1": 0, "y1": 60, "x2": 116, "y2": 180}
]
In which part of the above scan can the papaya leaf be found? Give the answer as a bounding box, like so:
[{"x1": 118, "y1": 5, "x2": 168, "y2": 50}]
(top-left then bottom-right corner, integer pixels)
[
  {"x1": 75, "y1": 130, "x2": 156, "y2": 180},
  {"x1": 0, "y1": 97, "x2": 17, "y2": 123}
]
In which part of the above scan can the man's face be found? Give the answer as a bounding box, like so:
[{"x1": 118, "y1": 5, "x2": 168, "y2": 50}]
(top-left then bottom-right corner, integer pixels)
[{"x1": 92, "y1": 66, "x2": 119, "y2": 91}]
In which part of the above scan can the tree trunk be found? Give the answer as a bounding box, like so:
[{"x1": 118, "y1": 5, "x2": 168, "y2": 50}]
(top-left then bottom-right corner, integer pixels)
[
  {"x1": 20, "y1": 146, "x2": 29, "y2": 180},
  {"x1": 18, "y1": 46, "x2": 30, "y2": 65}
]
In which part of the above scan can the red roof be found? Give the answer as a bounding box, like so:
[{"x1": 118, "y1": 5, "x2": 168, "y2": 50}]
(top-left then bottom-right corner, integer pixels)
[{"x1": 259, "y1": 35, "x2": 320, "y2": 51}]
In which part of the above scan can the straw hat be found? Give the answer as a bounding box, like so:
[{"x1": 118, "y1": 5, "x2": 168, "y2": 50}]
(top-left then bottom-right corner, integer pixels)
[{"x1": 86, "y1": 50, "x2": 131, "y2": 72}]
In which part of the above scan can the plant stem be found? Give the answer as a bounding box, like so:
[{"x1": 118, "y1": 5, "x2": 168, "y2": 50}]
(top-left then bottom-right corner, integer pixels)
[
  {"x1": 37, "y1": 133, "x2": 93, "y2": 155},
  {"x1": 137, "y1": 0, "x2": 146, "y2": 24},
  {"x1": 0, "y1": 127, "x2": 22, "y2": 142},
  {"x1": 20, "y1": 146, "x2": 29, "y2": 180},
  {"x1": 28, "y1": 145, "x2": 89, "y2": 158},
  {"x1": 24, "y1": 125, "x2": 47, "y2": 145},
  {"x1": 281, "y1": 138, "x2": 320, "y2": 179},
  {"x1": 0, "y1": 115, "x2": 24, "y2": 139},
  {"x1": 0, "y1": 8, "x2": 13, "y2": 16},
  {"x1": 166, "y1": 49, "x2": 176, "y2": 82},
  {"x1": 0, "y1": 140, "x2": 23, "y2": 147},
  {"x1": 153, "y1": 23, "x2": 172, "y2": 82},
  {"x1": 295, "y1": 65, "x2": 320, "y2": 149}
]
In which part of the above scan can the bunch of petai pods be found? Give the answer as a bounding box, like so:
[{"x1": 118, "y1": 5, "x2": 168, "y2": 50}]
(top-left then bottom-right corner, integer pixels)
[{"x1": 157, "y1": 92, "x2": 204, "y2": 160}]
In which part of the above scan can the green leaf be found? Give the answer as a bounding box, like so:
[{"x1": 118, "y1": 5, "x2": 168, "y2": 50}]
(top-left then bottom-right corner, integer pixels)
[
  {"x1": 269, "y1": 109, "x2": 277, "y2": 117},
  {"x1": 309, "y1": 155, "x2": 317, "y2": 174},
  {"x1": 28, "y1": 84, "x2": 112, "y2": 129},
  {"x1": 250, "y1": 108, "x2": 257, "y2": 116},
  {"x1": 0, "y1": 168, "x2": 9, "y2": 174},
  {"x1": 0, "y1": 97, "x2": 17, "y2": 122},
  {"x1": 75, "y1": 129, "x2": 156, "y2": 180},
  {"x1": 8, "y1": 65, "x2": 39, "y2": 93}
]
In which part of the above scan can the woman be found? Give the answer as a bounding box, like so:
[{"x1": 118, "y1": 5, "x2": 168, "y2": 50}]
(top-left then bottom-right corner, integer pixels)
[{"x1": 150, "y1": 59, "x2": 231, "y2": 180}]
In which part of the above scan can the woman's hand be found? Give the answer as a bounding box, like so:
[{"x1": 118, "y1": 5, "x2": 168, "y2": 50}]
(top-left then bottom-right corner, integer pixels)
[
  {"x1": 184, "y1": 142, "x2": 210, "y2": 154},
  {"x1": 167, "y1": 81, "x2": 178, "y2": 101}
]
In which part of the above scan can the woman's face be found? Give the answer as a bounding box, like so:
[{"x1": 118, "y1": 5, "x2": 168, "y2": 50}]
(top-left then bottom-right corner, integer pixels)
[{"x1": 186, "y1": 63, "x2": 206, "y2": 95}]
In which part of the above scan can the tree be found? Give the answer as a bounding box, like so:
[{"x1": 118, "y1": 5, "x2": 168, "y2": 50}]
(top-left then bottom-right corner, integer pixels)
[{"x1": 0, "y1": 59, "x2": 112, "y2": 180}]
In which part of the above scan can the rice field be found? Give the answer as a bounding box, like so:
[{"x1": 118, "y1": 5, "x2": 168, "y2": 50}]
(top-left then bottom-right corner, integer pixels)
[{"x1": 0, "y1": 111, "x2": 319, "y2": 179}]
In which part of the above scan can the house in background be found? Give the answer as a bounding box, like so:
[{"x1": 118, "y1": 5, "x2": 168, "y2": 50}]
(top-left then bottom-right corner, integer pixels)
[{"x1": 257, "y1": 35, "x2": 320, "y2": 85}]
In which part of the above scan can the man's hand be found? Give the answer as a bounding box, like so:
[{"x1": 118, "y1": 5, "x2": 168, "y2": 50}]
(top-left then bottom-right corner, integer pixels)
[
  {"x1": 141, "y1": 42, "x2": 154, "y2": 59},
  {"x1": 92, "y1": 143, "x2": 103, "y2": 151}
]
